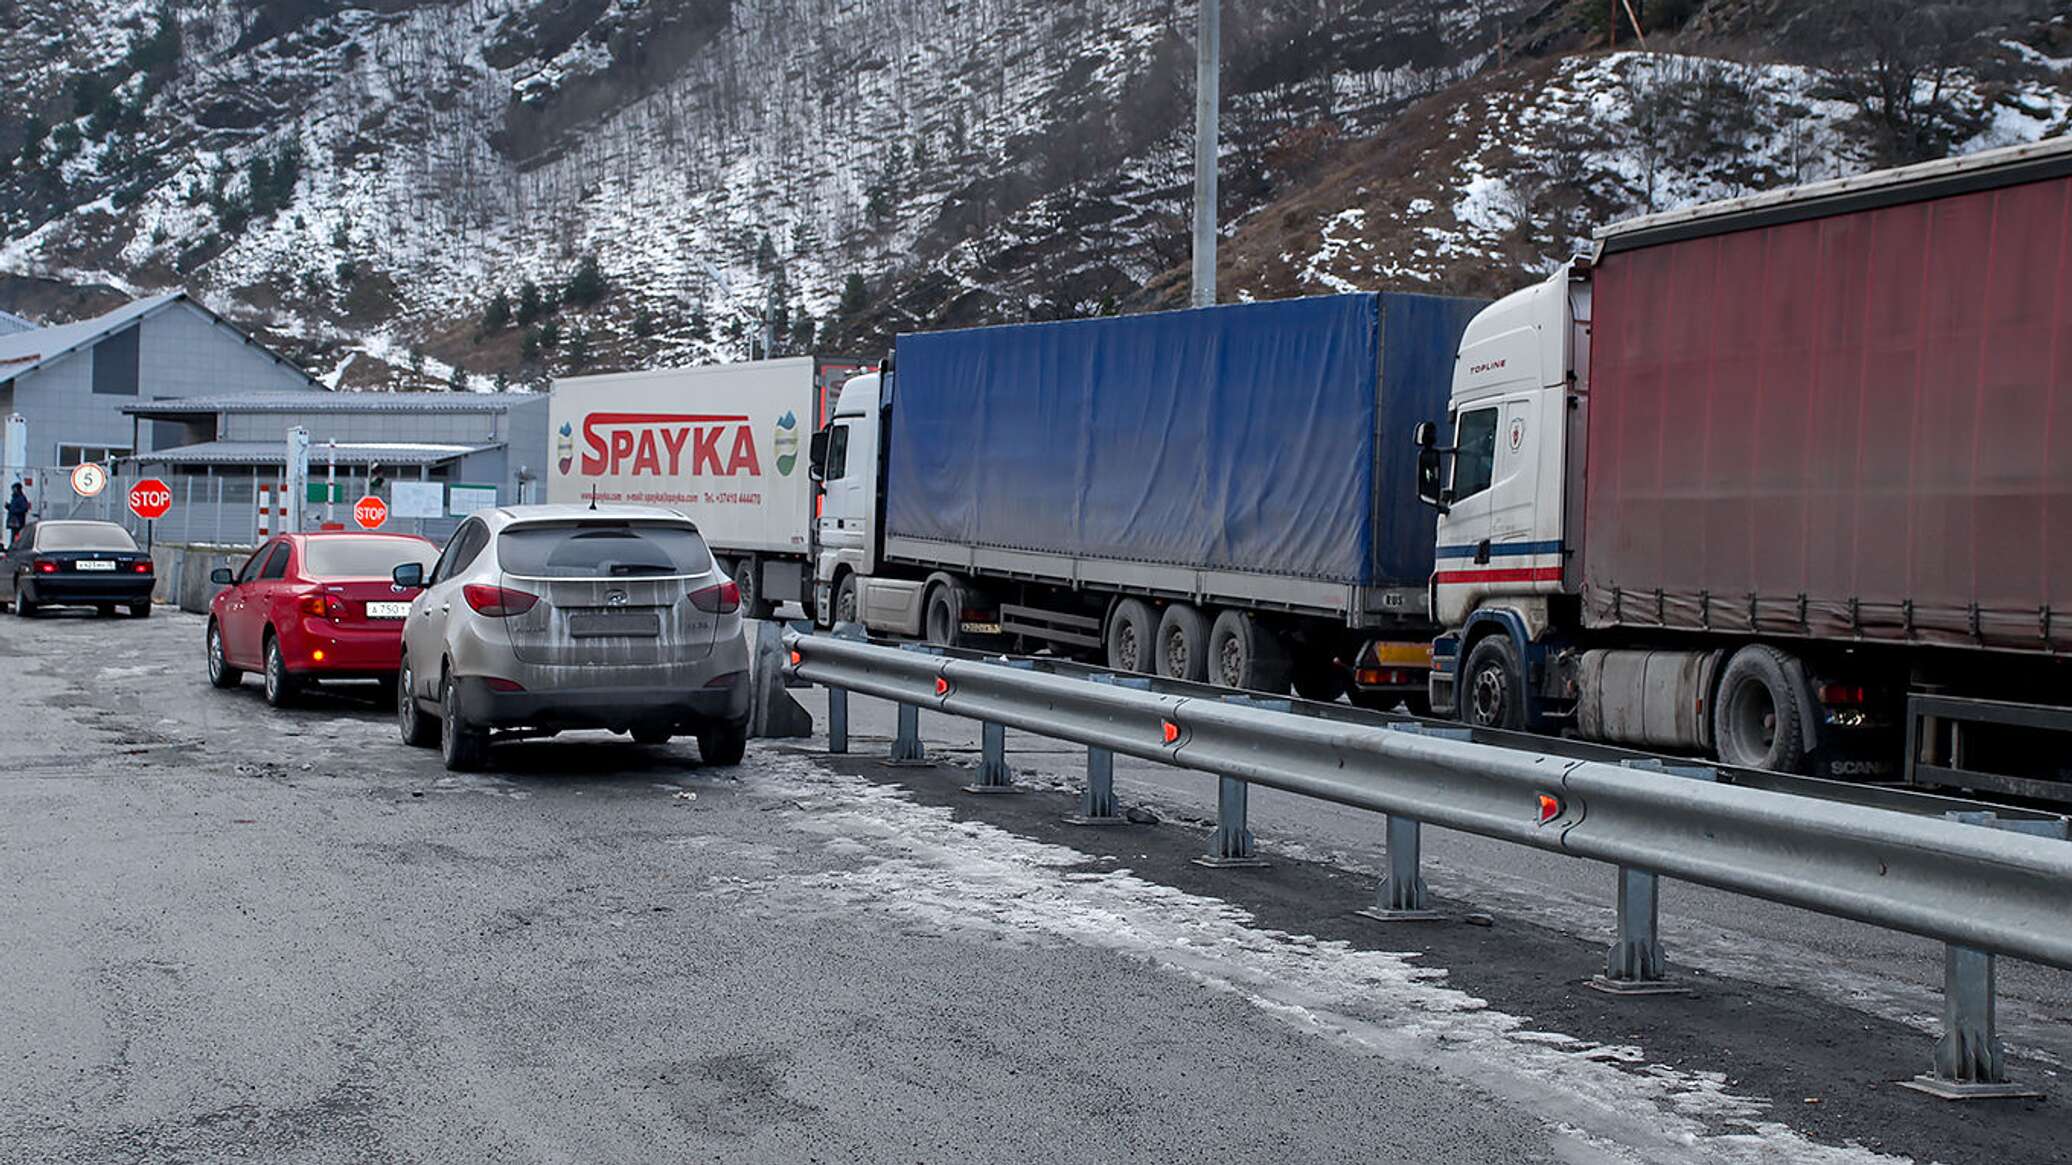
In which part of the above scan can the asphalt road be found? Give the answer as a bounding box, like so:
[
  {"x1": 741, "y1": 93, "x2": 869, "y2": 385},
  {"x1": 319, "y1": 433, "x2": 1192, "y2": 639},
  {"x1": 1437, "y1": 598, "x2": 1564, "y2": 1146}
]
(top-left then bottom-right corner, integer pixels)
[{"x1": 1, "y1": 607, "x2": 2063, "y2": 1163}]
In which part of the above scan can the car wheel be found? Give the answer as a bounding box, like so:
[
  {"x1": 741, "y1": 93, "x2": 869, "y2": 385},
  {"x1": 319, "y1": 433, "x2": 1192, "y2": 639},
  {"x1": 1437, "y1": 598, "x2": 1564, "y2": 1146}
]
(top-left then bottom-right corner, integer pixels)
[
  {"x1": 832, "y1": 573, "x2": 859, "y2": 627},
  {"x1": 440, "y1": 672, "x2": 490, "y2": 772},
  {"x1": 128, "y1": 601, "x2": 152, "y2": 619},
  {"x1": 96, "y1": 603, "x2": 118, "y2": 618},
  {"x1": 13, "y1": 576, "x2": 33, "y2": 618},
  {"x1": 632, "y1": 726, "x2": 672, "y2": 746},
  {"x1": 1713, "y1": 645, "x2": 1810, "y2": 773},
  {"x1": 1154, "y1": 603, "x2": 1210, "y2": 682},
  {"x1": 1460, "y1": 634, "x2": 1527, "y2": 731},
  {"x1": 263, "y1": 635, "x2": 299, "y2": 708},
  {"x1": 696, "y1": 720, "x2": 748, "y2": 767},
  {"x1": 397, "y1": 658, "x2": 437, "y2": 747},
  {"x1": 206, "y1": 621, "x2": 243, "y2": 689}
]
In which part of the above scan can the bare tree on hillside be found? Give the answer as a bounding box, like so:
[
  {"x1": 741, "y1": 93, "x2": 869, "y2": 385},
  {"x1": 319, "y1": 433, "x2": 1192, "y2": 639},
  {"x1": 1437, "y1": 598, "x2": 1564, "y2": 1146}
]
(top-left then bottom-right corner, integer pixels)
[{"x1": 1805, "y1": 0, "x2": 2042, "y2": 164}]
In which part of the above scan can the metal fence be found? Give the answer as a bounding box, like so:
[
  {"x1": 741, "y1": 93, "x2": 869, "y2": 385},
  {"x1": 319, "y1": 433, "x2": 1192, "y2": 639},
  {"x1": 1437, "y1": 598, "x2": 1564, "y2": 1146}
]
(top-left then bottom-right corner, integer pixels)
[
  {"x1": 786, "y1": 629, "x2": 2072, "y2": 1102},
  {"x1": 11, "y1": 467, "x2": 470, "y2": 551}
]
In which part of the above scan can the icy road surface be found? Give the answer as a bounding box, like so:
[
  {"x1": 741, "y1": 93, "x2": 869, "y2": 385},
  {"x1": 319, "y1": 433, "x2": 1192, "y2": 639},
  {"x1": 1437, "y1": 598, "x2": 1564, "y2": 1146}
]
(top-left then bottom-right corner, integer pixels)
[{"x1": 0, "y1": 608, "x2": 2061, "y2": 1163}]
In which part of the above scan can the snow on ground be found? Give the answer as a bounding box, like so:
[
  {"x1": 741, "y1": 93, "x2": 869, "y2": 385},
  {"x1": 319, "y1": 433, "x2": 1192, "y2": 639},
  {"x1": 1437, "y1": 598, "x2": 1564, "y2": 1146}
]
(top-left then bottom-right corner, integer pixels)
[{"x1": 740, "y1": 750, "x2": 1907, "y2": 1165}]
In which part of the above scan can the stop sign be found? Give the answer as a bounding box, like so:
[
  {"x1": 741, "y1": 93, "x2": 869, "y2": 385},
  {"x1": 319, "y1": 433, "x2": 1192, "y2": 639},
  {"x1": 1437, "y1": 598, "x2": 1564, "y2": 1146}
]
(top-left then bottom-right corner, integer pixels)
[
  {"x1": 127, "y1": 478, "x2": 172, "y2": 520},
  {"x1": 353, "y1": 495, "x2": 389, "y2": 530}
]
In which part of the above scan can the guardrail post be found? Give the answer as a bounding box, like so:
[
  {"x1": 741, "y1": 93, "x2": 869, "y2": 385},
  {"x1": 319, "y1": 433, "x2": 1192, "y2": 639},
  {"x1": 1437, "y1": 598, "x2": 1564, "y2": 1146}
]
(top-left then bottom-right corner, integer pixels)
[
  {"x1": 890, "y1": 703, "x2": 926, "y2": 764},
  {"x1": 964, "y1": 721, "x2": 1021, "y2": 794},
  {"x1": 1357, "y1": 815, "x2": 1442, "y2": 921},
  {"x1": 1901, "y1": 811, "x2": 2061, "y2": 1100},
  {"x1": 1589, "y1": 760, "x2": 1714, "y2": 996},
  {"x1": 1065, "y1": 746, "x2": 1126, "y2": 825},
  {"x1": 1195, "y1": 775, "x2": 1268, "y2": 868},
  {"x1": 826, "y1": 686, "x2": 850, "y2": 754}
]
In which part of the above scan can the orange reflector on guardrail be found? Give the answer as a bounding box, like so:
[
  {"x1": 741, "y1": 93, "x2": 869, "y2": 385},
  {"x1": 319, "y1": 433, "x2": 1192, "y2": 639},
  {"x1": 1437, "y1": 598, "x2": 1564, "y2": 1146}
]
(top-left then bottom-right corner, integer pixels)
[
  {"x1": 935, "y1": 677, "x2": 950, "y2": 697},
  {"x1": 789, "y1": 650, "x2": 802, "y2": 666},
  {"x1": 1161, "y1": 720, "x2": 1180, "y2": 745},
  {"x1": 1537, "y1": 793, "x2": 1564, "y2": 824}
]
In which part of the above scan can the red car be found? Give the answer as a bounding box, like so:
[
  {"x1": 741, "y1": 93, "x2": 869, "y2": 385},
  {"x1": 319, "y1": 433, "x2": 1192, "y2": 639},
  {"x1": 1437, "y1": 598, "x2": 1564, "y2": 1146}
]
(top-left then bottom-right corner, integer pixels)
[{"x1": 206, "y1": 532, "x2": 439, "y2": 707}]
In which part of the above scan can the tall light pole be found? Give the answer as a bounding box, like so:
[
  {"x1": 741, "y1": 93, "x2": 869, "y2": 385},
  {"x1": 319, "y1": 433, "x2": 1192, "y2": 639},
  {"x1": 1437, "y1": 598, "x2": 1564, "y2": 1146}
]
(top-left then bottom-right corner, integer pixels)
[{"x1": 1191, "y1": 0, "x2": 1220, "y2": 308}]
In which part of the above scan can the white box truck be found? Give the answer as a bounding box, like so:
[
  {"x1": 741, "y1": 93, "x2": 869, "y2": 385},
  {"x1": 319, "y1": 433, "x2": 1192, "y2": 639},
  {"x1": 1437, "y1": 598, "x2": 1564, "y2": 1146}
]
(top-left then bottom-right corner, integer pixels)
[{"x1": 548, "y1": 356, "x2": 869, "y2": 617}]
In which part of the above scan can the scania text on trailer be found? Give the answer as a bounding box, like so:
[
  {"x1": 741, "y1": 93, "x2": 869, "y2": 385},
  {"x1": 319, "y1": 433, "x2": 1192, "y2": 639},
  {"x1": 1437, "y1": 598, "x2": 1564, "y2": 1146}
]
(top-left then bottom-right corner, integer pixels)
[
  {"x1": 1416, "y1": 136, "x2": 2072, "y2": 801},
  {"x1": 548, "y1": 356, "x2": 868, "y2": 619},
  {"x1": 810, "y1": 293, "x2": 1484, "y2": 705}
]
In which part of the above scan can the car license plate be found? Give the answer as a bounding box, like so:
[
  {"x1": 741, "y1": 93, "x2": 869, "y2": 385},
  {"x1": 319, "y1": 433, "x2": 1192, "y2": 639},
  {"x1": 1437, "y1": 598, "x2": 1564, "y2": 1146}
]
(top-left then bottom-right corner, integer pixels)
[
  {"x1": 366, "y1": 601, "x2": 412, "y2": 619},
  {"x1": 568, "y1": 611, "x2": 661, "y2": 638},
  {"x1": 75, "y1": 560, "x2": 116, "y2": 571}
]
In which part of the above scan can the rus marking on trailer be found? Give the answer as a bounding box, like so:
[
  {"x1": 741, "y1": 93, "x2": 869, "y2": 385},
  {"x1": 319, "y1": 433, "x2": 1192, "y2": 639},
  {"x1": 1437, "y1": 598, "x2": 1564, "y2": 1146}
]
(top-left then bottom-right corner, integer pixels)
[{"x1": 576, "y1": 412, "x2": 763, "y2": 477}]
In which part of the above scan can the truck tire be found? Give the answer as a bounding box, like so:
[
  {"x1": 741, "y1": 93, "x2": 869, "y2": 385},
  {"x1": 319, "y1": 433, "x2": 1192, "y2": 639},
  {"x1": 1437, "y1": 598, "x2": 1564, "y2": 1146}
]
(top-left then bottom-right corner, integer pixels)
[
  {"x1": 732, "y1": 558, "x2": 773, "y2": 621},
  {"x1": 1106, "y1": 599, "x2": 1156, "y2": 673},
  {"x1": 1208, "y1": 610, "x2": 1291, "y2": 693},
  {"x1": 924, "y1": 582, "x2": 963, "y2": 648},
  {"x1": 1459, "y1": 634, "x2": 1527, "y2": 730},
  {"x1": 1155, "y1": 603, "x2": 1211, "y2": 682},
  {"x1": 832, "y1": 573, "x2": 859, "y2": 627},
  {"x1": 1712, "y1": 645, "x2": 1810, "y2": 773}
]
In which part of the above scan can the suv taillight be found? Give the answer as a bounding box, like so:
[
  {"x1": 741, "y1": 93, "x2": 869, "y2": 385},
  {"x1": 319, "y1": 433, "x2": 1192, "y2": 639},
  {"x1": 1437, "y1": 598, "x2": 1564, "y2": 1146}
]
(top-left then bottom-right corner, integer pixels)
[
  {"x1": 689, "y1": 579, "x2": 740, "y2": 614},
  {"x1": 463, "y1": 583, "x2": 538, "y2": 617}
]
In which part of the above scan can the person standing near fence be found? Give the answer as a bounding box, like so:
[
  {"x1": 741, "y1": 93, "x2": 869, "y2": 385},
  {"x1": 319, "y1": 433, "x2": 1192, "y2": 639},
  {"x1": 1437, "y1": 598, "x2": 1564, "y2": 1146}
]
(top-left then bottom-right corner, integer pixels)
[{"x1": 5, "y1": 483, "x2": 26, "y2": 548}]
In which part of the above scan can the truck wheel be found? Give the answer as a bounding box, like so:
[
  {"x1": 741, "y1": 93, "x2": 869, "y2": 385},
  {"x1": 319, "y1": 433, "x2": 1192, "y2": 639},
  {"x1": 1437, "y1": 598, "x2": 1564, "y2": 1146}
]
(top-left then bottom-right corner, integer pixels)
[
  {"x1": 1460, "y1": 635, "x2": 1527, "y2": 730},
  {"x1": 1105, "y1": 599, "x2": 1155, "y2": 673},
  {"x1": 924, "y1": 583, "x2": 963, "y2": 648},
  {"x1": 832, "y1": 574, "x2": 859, "y2": 627},
  {"x1": 1208, "y1": 610, "x2": 1291, "y2": 692},
  {"x1": 1155, "y1": 604, "x2": 1211, "y2": 682},
  {"x1": 1713, "y1": 646, "x2": 1809, "y2": 773},
  {"x1": 733, "y1": 558, "x2": 775, "y2": 621}
]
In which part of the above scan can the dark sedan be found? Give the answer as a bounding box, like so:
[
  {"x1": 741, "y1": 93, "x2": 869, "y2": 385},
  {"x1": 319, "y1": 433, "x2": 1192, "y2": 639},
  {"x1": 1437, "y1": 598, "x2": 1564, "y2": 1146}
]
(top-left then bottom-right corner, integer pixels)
[{"x1": 1, "y1": 520, "x2": 155, "y2": 618}]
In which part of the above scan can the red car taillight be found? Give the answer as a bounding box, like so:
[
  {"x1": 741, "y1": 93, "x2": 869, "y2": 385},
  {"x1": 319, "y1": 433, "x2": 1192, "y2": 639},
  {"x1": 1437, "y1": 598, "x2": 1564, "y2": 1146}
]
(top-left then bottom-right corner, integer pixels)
[
  {"x1": 298, "y1": 593, "x2": 339, "y2": 619},
  {"x1": 690, "y1": 580, "x2": 740, "y2": 614},
  {"x1": 463, "y1": 583, "x2": 538, "y2": 617},
  {"x1": 132, "y1": 561, "x2": 152, "y2": 574},
  {"x1": 33, "y1": 560, "x2": 57, "y2": 574}
]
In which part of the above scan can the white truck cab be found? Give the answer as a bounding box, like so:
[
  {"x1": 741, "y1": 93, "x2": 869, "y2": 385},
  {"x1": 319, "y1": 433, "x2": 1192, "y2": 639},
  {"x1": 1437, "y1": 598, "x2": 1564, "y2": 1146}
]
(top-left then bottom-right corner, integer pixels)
[
  {"x1": 811, "y1": 372, "x2": 885, "y2": 625},
  {"x1": 1420, "y1": 262, "x2": 1592, "y2": 726}
]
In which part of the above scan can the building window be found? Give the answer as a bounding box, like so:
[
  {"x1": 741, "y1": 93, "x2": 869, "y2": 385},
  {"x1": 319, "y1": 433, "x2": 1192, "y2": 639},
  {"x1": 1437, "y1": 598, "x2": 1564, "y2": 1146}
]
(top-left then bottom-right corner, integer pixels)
[
  {"x1": 57, "y1": 443, "x2": 131, "y2": 467},
  {"x1": 92, "y1": 325, "x2": 140, "y2": 395}
]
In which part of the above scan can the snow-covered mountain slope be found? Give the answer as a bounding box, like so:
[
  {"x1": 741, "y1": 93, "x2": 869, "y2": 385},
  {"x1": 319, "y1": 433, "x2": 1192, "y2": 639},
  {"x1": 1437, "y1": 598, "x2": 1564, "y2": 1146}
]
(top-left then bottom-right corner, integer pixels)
[{"x1": 0, "y1": 1, "x2": 2066, "y2": 388}]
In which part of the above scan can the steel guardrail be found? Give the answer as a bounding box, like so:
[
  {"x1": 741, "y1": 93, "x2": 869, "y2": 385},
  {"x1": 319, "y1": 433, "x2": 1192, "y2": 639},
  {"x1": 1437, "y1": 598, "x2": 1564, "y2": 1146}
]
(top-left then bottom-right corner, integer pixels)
[
  {"x1": 784, "y1": 631, "x2": 2072, "y2": 973},
  {"x1": 806, "y1": 629, "x2": 2064, "y2": 823}
]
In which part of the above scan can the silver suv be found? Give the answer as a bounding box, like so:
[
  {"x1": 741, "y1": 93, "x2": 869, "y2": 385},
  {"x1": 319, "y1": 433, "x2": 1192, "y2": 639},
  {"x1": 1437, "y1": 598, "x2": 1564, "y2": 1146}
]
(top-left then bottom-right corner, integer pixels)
[{"x1": 391, "y1": 504, "x2": 750, "y2": 771}]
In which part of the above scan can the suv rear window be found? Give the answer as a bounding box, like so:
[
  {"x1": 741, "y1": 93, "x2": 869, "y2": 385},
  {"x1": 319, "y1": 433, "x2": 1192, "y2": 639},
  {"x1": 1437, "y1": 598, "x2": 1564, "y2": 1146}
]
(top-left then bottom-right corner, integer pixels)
[
  {"x1": 497, "y1": 522, "x2": 712, "y2": 578},
  {"x1": 304, "y1": 537, "x2": 437, "y2": 580},
  {"x1": 36, "y1": 522, "x2": 137, "y2": 552}
]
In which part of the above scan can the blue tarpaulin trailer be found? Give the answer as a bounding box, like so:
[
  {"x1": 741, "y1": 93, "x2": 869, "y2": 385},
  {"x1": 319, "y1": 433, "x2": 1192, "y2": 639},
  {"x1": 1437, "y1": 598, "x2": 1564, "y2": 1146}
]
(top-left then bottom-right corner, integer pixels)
[{"x1": 882, "y1": 292, "x2": 1485, "y2": 628}]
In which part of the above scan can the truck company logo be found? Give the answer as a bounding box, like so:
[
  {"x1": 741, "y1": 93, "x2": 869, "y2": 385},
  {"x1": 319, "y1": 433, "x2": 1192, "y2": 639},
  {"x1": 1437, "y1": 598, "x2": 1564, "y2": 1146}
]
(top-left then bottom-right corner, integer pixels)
[
  {"x1": 1470, "y1": 358, "x2": 1507, "y2": 375},
  {"x1": 773, "y1": 410, "x2": 801, "y2": 476},
  {"x1": 577, "y1": 412, "x2": 763, "y2": 477},
  {"x1": 556, "y1": 422, "x2": 574, "y2": 474}
]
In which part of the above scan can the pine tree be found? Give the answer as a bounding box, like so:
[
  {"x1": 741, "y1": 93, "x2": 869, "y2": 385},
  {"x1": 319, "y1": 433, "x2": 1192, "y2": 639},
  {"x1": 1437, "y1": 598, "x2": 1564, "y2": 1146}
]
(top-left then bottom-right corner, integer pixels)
[
  {"x1": 838, "y1": 273, "x2": 867, "y2": 316},
  {"x1": 792, "y1": 308, "x2": 816, "y2": 351},
  {"x1": 483, "y1": 288, "x2": 511, "y2": 332},
  {"x1": 520, "y1": 328, "x2": 541, "y2": 364},
  {"x1": 754, "y1": 232, "x2": 776, "y2": 272},
  {"x1": 539, "y1": 319, "x2": 562, "y2": 350},
  {"x1": 689, "y1": 309, "x2": 711, "y2": 341},
  {"x1": 493, "y1": 370, "x2": 512, "y2": 393},
  {"x1": 448, "y1": 363, "x2": 469, "y2": 392},
  {"x1": 409, "y1": 347, "x2": 427, "y2": 383},
  {"x1": 516, "y1": 280, "x2": 543, "y2": 325},
  {"x1": 632, "y1": 305, "x2": 655, "y2": 337},
  {"x1": 565, "y1": 326, "x2": 591, "y2": 370},
  {"x1": 563, "y1": 254, "x2": 605, "y2": 307}
]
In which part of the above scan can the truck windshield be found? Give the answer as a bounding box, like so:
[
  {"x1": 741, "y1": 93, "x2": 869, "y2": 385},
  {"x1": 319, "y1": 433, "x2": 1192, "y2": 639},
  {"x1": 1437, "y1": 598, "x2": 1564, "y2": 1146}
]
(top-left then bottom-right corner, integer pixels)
[
  {"x1": 498, "y1": 522, "x2": 712, "y2": 578},
  {"x1": 36, "y1": 522, "x2": 138, "y2": 552},
  {"x1": 304, "y1": 537, "x2": 437, "y2": 580}
]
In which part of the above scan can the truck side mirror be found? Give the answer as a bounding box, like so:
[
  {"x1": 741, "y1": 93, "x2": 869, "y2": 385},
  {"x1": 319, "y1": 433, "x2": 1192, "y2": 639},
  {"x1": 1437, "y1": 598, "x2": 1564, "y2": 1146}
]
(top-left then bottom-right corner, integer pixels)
[
  {"x1": 1416, "y1": 447, "x2": 1449, "y2": 514},
  {"x1": 1413, "y1": 421, "x2": 1438, "y2": 449},
  {"x1": 392, "y1": 562, "x2": 425, "y2": 589},
  {"x1": 808, "y1": 430, "x2": 829, "y2": 481}
]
